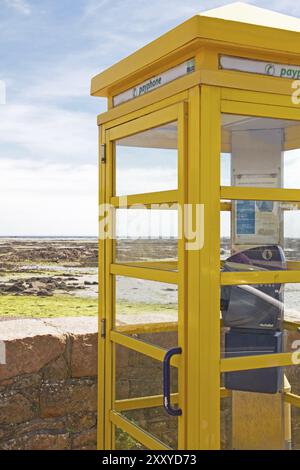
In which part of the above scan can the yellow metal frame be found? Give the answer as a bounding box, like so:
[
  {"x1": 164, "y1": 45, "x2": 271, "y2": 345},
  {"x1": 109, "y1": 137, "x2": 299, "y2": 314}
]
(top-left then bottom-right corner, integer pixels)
[
  {"x1": 110, "y1": 411, "x2": 171, "y2": 450},
  {"x1": 218, "y1": 91, "x2": 300, "y2": 433},
  {"x1": 99, "y1": 101, "x2": 187, "y2": 450},
  {"x1": 99, "y1": 87, "x2": 300, "y2": 451},
  {"x1": 96, "y1": 18, "x2": 300, "y2": 448}
]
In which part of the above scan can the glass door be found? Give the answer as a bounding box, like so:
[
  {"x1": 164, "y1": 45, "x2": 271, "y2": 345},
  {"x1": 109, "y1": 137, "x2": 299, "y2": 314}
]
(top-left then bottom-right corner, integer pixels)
[{"x1": 101, "y1": 103, "x2": 187, "y2": 450}]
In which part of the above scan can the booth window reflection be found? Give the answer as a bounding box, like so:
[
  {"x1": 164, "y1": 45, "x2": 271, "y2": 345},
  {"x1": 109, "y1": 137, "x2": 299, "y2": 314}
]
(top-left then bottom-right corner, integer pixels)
[
  {"x1": 115, "y1": 122, "x2": 178, "y2": 196},
  {"x1": 221, "y1": 114, "x2": 300, "y2": 189},
  {"x1": 220, "y1": 114, "x2": 300, "y2": 400}
]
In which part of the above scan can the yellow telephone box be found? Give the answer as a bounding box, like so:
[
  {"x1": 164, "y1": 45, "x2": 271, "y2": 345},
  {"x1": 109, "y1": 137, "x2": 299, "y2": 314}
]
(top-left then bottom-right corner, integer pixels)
[{"x1": 91, "y1": 3, "x2": 300, "y2": 450}]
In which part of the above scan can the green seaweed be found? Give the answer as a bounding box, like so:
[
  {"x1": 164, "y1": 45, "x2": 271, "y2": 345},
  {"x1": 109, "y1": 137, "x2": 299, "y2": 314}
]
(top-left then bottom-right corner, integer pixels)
[{"x1": 0, "y1": 295, "x2": 97, "y2": 318}]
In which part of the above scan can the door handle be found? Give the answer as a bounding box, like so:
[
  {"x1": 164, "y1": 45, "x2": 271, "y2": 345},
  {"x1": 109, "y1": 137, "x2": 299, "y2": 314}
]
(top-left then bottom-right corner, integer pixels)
[{"x1": 163, "y1": 347, "x2": 182, "y2": 416}]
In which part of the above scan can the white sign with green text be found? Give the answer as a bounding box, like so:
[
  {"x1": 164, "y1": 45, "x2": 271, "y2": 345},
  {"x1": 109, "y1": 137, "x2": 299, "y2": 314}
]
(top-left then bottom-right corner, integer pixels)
[
  {"x1": 113, "y1": 58, "x2": 195, "y2": 107},
  {"x1": 220, "y1": 55, "x2": 300, "y2": 80}
]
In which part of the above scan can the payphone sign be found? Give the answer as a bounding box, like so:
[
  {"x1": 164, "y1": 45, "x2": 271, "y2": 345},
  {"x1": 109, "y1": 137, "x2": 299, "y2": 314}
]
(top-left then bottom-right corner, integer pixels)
[
  {"x1": 113, "y1": 58, "x2": 195, "y2": 106},
  {"x1": 220, "y1": 55, "x2": 300, "y2": 80},
  {"x1": 235, "y1": 199, "x2": 279, "y2": 245}
]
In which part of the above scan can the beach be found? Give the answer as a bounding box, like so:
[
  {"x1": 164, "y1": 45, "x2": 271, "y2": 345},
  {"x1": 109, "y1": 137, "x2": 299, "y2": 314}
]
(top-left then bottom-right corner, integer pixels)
[{"x1": 0, "y1": 237, "x2": 299, "y2": 323}]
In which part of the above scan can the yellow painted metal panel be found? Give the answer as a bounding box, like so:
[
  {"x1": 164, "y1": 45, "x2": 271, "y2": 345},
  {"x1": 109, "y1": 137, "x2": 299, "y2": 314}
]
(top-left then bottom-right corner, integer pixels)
[
  {"x1": 284, "y1": 392, "x2": 300, "y2": 408},
  {"x1": 283, "y1": 320, "x2": 300, "y2": 331},
  {"x1": 98, "y1": 67, "x2": 298, "y2": 127},
  {"x1": 221, "y1": 100, "x2": 300, "y2": 121},
  {"x1": 101, "y1": 132, "x2": 113, "y2": 448},
  {"x1": 110, "y1": 263, "x2": 178, "y2": 284},
  {"x1": 114, "y1": 388, "x2": 232, "y2": 413},
  {"x1": 186, "y1": 84, "x2": 221, "y2": 449},
  {"x1": 176, "y1": 101, "x2": 188, "y2": 449},
  {"x1": 114, "y1": 261, "x2": 177, "y2": 271},
  {"x1": 115, "y1": 321, "x2": 178, "y2": 335},
  {"x1": 199, "y1": 85, "x2": 221, "y2": 449},
  {"x1": 221, "y1": 87, "x2": 300, "y2": 107},
  {"x1": 114, "y1": 393, "x2": 179, "y2": 412},
  {"x1": 221, "y1": 270, "x2": 300, "y2": 286},
  {"x1": 196, "y1": 16, "x2": 300, "y2": 56},
  {"x1": 202, "y1": 70, "x2": 297, "y2": 98},
  {"x1": 110, "y1": 330, "x2": 180, "y2": 368},
  {"x1": 104, "y1": 132, "x2": 115, "y2": 450},
  {"x1": 287, "y1": 261, "x2": 300, "y2": 270},
  {"x1": 232, "y1": 391, "x2": 285, "y2": 450},
  {"x1": 285, "y1": 139, "x2": 300, "y2": 151},
  {"x1": 221, "y1": 352, "x2": 295, "y2": 373},
  {"x1": 186, "y1": 86, "x2": 201, "y2": 449},
  {"x1": 109, "y1": 103, "x2": 180, "y2": 141},
  {"x1": 111, "y1": 190, "x2": 178, "y2": 207},
  {"x1": 97, "y1": 126, "x2": 106, "y2": 450},
  {"x1": 221, "y1": 186, "x2": 300, "y2": 202},
  {"x1": 98, "y1": 79, "x2": 195, "y2": 127},
  {"x1": 220, "y1": 387, "x2": 232, "y2": 399},
  {"x1": 220, "y1": 201, "x2": 232, "y2": 212},
  {"x1": 285, "y1": 124, "x2": 300, "y2": 151},
  {"x1": 110, "y1": 411, "x2": 171, "y2": 450},
  {"x1": 220, "y1": 202, "x2": 300, "y2": 213}
]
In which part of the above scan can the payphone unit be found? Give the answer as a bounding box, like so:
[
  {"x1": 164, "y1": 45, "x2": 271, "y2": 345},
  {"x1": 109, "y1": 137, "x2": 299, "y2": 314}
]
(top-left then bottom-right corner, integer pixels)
[{"x1": 221, "y1": 245, "x2": 285, "y2": 393}]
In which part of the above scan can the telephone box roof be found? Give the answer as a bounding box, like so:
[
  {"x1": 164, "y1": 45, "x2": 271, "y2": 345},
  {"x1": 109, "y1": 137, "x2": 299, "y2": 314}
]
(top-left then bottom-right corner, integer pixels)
[
  {"x1": 91, "y1": 2, "x2": 300, "y2": 97},
  {"x1": 202, "y1": 2, "x2": 300, "y2": 32}
]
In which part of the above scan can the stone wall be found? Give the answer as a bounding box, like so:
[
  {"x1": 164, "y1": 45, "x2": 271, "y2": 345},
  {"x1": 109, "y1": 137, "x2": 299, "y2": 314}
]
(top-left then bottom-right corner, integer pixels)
[
  {"x1": 0, "y1": 318, "x2": 98, "y2": 450},
  {"x1": 0, "y1": 318, "x2": 299, "y2": 450}
]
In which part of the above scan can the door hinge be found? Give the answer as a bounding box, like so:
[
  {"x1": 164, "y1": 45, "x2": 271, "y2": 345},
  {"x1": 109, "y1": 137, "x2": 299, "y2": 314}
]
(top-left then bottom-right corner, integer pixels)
[
  {"x1": 101, "y1": 318, "x2": 106, "y2": 338},
  {"x1": 100, "y1": 143, "x2": 106, "y2": 163}
]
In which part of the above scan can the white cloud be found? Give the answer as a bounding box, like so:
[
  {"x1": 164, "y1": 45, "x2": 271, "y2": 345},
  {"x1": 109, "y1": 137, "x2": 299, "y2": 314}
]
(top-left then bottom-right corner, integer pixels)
[
  {"x1": 3, "y1": 0, "x2": 31, "y2": 15},
  {"x1": 23, "y1": 66, "x2": 95, "y2": 100},
  {"x1": 0, "y1": 103, "x2": 97, "y2": 163},
  {"x1": 1, "y1": 0, "x2": 300, "y2": 238},
  {"x1": 0, "y1": 159, "x2": 97, "y2": 236}
]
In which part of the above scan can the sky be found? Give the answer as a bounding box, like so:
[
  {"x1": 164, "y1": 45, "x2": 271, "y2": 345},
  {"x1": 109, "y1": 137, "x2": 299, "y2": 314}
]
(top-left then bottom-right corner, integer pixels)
[{"x1": 1, "y1": 1, "x2": 300, "y2": 236}]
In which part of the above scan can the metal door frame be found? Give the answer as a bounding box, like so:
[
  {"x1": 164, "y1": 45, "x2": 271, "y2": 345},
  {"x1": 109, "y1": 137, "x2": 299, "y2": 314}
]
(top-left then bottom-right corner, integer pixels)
[{"x1": 98, "y1": 100, "x2": 188, "y2": 450}]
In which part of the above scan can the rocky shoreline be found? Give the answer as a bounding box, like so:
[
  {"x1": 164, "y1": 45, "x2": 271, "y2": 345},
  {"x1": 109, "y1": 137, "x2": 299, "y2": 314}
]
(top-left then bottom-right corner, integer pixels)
[
  {"x1": 0, "y1": 238, "x2": 98, "y2": 299},
  {"x1": 0, "y1": 276, "x2": 97, "y2": 297}
]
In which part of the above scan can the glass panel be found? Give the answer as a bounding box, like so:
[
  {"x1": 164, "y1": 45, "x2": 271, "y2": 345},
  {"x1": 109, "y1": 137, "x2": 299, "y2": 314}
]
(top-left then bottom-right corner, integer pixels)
[
  {"x1": 221, "y1": 114, "x2": 300, "y2": 189},
  {"x1": 115, "y1": 208, "x2": 178, "y2": 270},
  {"x1": 221, "y1": 365, "x2": 300, "y2": 449},
  {"x1": 122, "y1": 408, "x2": 177, "y2": 449},
  {"x1": 221, "y1": 283, "x2": 300, "y2": 334},
  {"x1": 220, "y1": 283, "x2": 300, "y2": 398},
  {"x1": 220, "y1": 394, "x2": 232, "y2": 450},
  {"x1": 115, "y1": 344, "x2": 178, "y2": 449},
  {"x1": 221, "y1": 200, "x2": 300, "y2": 271},
  {"x1": 115, "y1": 275, "x2": 178, "y2": 324},
  {"x1": 115, "y1": 122, "x2": 178, "y2": 196},
  {"x1": 221, "y1": 390, "x2": 288, "y2": 449},
  {"x1": 115, "y1": 427, "x2": 146, "y2": 450},
  {"x1": 221, "y1": 324, "x2": 300, "y2": 450}
]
